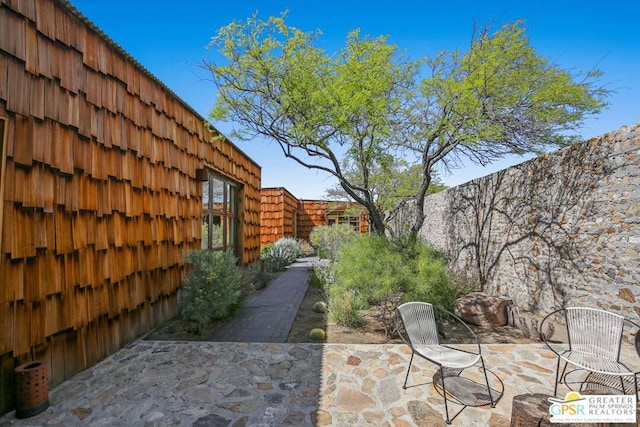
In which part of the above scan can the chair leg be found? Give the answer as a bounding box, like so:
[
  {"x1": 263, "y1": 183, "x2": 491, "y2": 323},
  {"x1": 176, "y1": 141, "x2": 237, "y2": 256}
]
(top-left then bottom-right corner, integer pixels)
[
  {"x1": 403, "y1": 353, "x2": 414, "y2": 389},
  {"x1": 553, "y1": 357, "x2": 563, "y2": 396},
  {"x1": 479, "y1": 356, "x2": 495, "y2": 407},
  {"x1": 438, "y1": 368, "x2": 452, "y2": 425}
]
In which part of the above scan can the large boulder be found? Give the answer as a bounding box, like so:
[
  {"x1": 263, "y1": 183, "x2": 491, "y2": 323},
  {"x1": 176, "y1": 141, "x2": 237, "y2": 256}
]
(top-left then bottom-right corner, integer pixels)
[{"x1": 455, "y1": 292, "x2": 513, "y2": 327}]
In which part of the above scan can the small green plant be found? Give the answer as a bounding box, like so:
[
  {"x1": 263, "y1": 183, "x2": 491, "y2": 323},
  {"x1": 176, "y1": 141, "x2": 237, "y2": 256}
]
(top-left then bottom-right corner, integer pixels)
[
  {"x1": 314, "y1": 301, "x2": 327, "y2": 313},
  {"x1": 180, "y1": 250, "x2": 243, "y2": 333},
  {"x1": 308, "y1": 269, "x2": 325, "y2": 288},
  {"x1": 260, "y1": 243, "x2": 274, "y2": 259},
  {"x1": 327, "y1": 287, "x2": 366, "y2": 328},
  {"x1": 309, "y1": 328, "x2": 326, "y2": 341}
]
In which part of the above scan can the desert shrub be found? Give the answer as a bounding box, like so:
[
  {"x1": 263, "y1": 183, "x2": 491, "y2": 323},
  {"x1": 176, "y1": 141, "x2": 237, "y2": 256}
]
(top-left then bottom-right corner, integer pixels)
[
  {"x1": 264, "y1": 248, "x2": 290, "y2": 272},
  {"x1": 274, "y1": 237, "x2": 303, "y2": 260},
  {"x1": 405, "y1": 243, "x2": 475, "y2": 312},
  {"x1": 180, "y1": 250, "x2": 243, "y2": 333},
  {"x1": 326, "y1": 236, "x2": 473, "y2": 336},
  {"x1": 308, "y1": 269, "x2": 325, "y2": 289},
  {"x1": 260, "y1": 243, "x2": 274, "y2": 259},
  {"x1": 309, "y1": 224, "x2": 358, "y2": 261},
  {"x1": 327, "y1": 287, "x2": 366, "y2": 328},
  {"x1": 261, "y1": 237, "x2": 303, "y2": 271},
  {"x1": 309, "y1": 328, "x2": 326, "y2": 341},
  {"x1": 330, "y1": 235, "x2": 413, "y2": 335},
  {"x1": 311, "y1": 262, "x2": 335, "y2": 288}
]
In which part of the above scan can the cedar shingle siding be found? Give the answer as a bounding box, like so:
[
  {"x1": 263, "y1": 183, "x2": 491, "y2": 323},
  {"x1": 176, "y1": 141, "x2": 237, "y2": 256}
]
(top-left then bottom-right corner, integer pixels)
[
  {"x1": 260, "y1": 188, "x2": 369, "y2": 245},
  {"x1": 0, "y1": 0, "x2": 261, "y2": 414}
]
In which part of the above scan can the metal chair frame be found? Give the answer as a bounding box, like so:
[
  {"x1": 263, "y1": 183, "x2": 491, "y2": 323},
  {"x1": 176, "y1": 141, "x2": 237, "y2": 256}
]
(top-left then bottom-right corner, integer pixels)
[
  {"x1": 539, "y1": 306, "x2": 640, "y2": 400},
  {"x1": 394, "y1": 302, "x2": 495, "y2": 424}
]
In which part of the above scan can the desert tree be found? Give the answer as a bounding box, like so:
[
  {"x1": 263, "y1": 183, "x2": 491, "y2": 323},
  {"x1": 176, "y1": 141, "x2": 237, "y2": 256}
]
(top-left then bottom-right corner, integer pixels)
[{"x1": 204, "y1": 13, "x2": 609, "y2": 241}]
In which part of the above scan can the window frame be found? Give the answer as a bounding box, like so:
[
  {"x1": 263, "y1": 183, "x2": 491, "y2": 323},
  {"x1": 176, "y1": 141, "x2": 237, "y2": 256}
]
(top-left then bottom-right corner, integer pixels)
[
  {"x1": 326, "y1": 209, "x2": 362, "y2": 232},
  {"x1": 202, "y1": 171, "x2": 239, "y2": 254}
]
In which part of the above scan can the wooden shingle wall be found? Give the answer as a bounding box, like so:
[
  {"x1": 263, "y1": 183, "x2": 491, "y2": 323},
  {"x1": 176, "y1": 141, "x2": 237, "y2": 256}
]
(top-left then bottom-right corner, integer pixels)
[
  {"x1": 296, "y1": 200, "x2": 327, "y2": 242},
  {"x1": 260, "y1": 187, "x2": 298, "y2": 246},
  {"x1": 260, "y1": 192, "x2": 369, "y2": 245},
  {"x1": 0, "y1": 0, "x2": 260, "y2": 414},
  {"x1": 296, "y1": 200, "x2": 369, "y2": 241}
]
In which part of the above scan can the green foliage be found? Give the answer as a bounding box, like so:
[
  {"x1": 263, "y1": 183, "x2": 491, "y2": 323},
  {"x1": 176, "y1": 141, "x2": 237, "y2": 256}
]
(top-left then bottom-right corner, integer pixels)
[
  {"x1": 260, "y1": 243, "x2": 274, "y2": 259},
  {"x1": 206, "y1": 14, "x2": 608, "y2": 239},
  {"x1": 329, "y1": 235, "x2": 410, "y2": 334},
  {"x1": 308, "y1": 269, "x2": 326, "y2": 288},
  {"x1": 326, "y1": 236, "x2": 473, "y2": 335},
  {"x1": 180, "y1": 250, "x2": 243, "y2": 333},
  {"x1": 332, "y1": 235, "x2": 412, "y2": 304},
  {"x1": 309, "y1": 328, "x2": 326, "y2": 341},
  {"x1": 406, "y1": 244, "x2": 475, "y2": 312},
  {"x1": 261, "y1": 237, "x2": 305, "y2": 271},
  {"x1": 326, "y1": 287, "x2": 366, "y2": 328},
  {"x1": 325, "y1": 161, "x2": 447, "y2": 213},
  {"x1": 309, "y1": 224, "x2": 359, "y2": 261}
]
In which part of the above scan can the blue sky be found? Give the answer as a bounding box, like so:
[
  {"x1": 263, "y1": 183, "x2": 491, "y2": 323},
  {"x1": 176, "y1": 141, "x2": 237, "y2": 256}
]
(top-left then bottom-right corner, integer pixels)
[{"x1": 70, "y1": 0, "x2": 640, "y2": 199}]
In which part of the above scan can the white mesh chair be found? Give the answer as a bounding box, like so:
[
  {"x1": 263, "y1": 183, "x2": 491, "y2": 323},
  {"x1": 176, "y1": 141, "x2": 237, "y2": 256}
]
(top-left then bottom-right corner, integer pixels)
[
  {"x1": 394, "y1": 302, "x2": 495, "y2": 424},
  {"x1": 540, "y1": 307, "x2": 640, "y2": 399}
]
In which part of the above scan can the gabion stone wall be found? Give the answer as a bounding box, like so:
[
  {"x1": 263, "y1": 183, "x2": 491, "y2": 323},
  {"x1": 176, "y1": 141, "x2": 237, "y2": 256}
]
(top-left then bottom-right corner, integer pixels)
[{"x1": 408, "y1": 123, "x2": 640, "y2": 319}]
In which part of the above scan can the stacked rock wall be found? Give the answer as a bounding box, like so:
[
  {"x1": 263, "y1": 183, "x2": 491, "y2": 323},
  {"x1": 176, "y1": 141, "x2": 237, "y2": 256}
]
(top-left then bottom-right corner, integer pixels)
[{"x1": 408, "y1": 123, "x2": 640, "y2": 319}]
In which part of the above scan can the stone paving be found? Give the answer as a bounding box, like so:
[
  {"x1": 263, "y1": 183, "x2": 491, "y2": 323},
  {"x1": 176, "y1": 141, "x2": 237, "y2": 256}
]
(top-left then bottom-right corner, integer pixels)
[{"x1": 6, "y1": 341, "x2": 636, "y2": 427}]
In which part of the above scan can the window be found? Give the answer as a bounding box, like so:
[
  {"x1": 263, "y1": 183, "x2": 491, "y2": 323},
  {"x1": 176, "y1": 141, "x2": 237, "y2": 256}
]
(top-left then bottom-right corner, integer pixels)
[
  {"x1": 202, "y1": 171, "x2": 238, "y2": 252},
  {"x1": 327, "y1": 209, "x2": 362, "y2": 232}
]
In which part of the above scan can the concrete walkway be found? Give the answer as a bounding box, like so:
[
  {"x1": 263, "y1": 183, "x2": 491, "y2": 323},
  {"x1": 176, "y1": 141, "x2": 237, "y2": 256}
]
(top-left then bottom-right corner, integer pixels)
[{"x1": 212, "y1": 256, "x2": 316, "y2": 343}]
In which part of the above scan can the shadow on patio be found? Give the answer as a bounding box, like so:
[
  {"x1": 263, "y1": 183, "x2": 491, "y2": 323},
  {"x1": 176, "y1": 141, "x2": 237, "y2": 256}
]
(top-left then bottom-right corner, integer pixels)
[{"x1": 5, "y1": 341, "x2": 633, "y2": 426}]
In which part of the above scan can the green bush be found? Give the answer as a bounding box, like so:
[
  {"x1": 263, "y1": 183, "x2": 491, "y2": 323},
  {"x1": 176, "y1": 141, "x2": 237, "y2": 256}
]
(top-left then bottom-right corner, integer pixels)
[
  {"x1": 180, "y1": 250, "x2": 243, "y2": 333},
  {"x1": 311, "y1": 263, "x2": 335, "y2": 288},
  {"x1": 326, "y1": 236, "x2": 473, "y2": 336},
  {"x1": 330, "y1": 235, "x2": 412, "y2": 334},
  {"x1": 327, "y1": 287, "x2": 366, "y2": 328},
  {"x1": 308, "y1": 269, "x2": 325, "y2": 289},
  {"x1": 261, "y1": 237, "x2": 306, "y2": 272},
  {"x1": 260, "y1": 243, "x2": 274, "y2": 259},
  {"x1": 309, "y1": 224, "x2": 358, "y2": 261},
  {"x1": 406, "y1": 243, "x2": 474, "y2": 312}
]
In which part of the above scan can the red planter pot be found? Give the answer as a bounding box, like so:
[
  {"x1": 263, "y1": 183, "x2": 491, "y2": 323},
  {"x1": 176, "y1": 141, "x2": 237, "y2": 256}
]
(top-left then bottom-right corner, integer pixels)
[{"x1": 14, "y1": 360, "x2": 49, "y2": 419}]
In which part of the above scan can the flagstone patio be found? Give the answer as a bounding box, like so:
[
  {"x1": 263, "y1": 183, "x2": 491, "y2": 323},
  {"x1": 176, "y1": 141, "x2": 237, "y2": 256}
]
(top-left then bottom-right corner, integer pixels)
[{"x1": 2, "y1": 341, "x2": 636, "y2": 426}]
